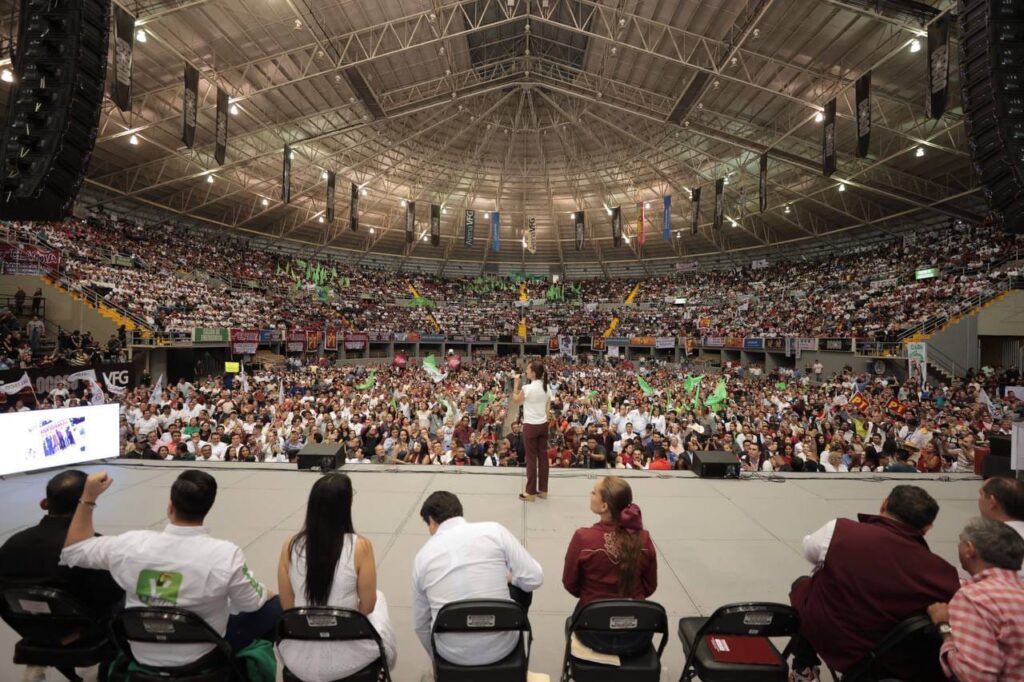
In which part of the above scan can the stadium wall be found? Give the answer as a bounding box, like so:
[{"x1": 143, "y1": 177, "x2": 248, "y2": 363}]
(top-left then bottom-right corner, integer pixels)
[{"x1": 1, "y1": 275, "x2": 118, "y2": 341}]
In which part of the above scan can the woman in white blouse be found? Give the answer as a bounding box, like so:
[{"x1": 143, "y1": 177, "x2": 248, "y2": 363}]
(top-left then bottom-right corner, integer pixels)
[
  {"x1": 512, "y1": 358, "x2": 552, "y2": 501},
  {"x1": 277, "y1": 473, "x2": 397, "y2": 681}
]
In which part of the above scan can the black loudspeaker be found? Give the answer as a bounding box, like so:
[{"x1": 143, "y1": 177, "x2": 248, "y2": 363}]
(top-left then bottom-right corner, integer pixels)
[
  {"x1": 692, "y1": 450, "x2": 740, "y2": 479},
  {"x1": 989, "y1": 433, "x2": 1011, "y2": 458},
  {"x1": 296, "y1": 442, "x2": 344, "y2": 471},
  {"x1": 958, "y1": 0, "x2": 1024, "y2": 233},
  {"x1": 0, "y1": 0, "x2": 111, "y2": 220}
]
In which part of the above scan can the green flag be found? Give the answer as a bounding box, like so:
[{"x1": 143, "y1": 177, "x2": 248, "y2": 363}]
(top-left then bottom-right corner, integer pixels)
[
  {"x1": 684, "y1": 375, "x2": 705, "y2": 393},
  {"x1": 478, "y1": 391, "x2": 496, "y2": 412},
  {"x1": 666, "y1": 389, "x2": 674, "y2": 411},
  {"x1": 355, "y1": 370, "x2": 376, "y2": 391},
  {"x1": 704, "y1": 379, "x2": 727, "y2": 407},
  {"x1": 390, "y1": 396, "x2": 398, "y2": 411},
  {"x1": 607, "y1": 392, "x2": 614, "y2": 412},
  {"x1": 586, "y1": 390, "x2": 600, "y2": 401},
  {"x1": 775, "y1": 381, "x2": 788, "y2": 390},
  {"x1": 637, "y1": 374, "x2": 654, "y2": 397}
]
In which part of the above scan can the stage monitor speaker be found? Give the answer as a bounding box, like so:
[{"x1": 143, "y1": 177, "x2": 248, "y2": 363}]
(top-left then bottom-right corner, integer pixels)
[
  {"x1": 692, "y1": 450, "x2": 740, "y2": 479},
  {"x1": 297, "y1": 442, "x2": 344, "y2": 471},
  {"x1": 983, "y1": 452, "x2": 1012, "y2": 479},
  {"x1": 988, "y1": 433, "x2": 1011, "y2": 459},
  {"x1": 0, "y1": 0, "x2": 111, "y2": 220},
  {"x1": 958, "y1": 0, "x2": 1024, "y2": 233}
]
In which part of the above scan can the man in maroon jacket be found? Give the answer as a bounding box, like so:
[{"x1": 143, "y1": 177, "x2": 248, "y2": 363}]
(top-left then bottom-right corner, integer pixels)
[{"x1": 789, "y1": 485, "x2": 959, "y2": 681}]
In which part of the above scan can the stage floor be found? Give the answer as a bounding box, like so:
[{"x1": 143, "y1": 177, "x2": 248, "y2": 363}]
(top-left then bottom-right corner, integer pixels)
[{"x1": 0, "y1": 462, "x2": 984, "y2": 681}]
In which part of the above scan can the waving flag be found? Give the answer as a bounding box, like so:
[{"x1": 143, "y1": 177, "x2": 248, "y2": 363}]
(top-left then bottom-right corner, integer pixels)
[
  {"x1": 704, "y1": 379, "x2": 728, "y2": 408},
  {"x1": 684, "y1": 375, "x2": 705, "y2": 393},
  {"x1": 355, "y1": 370, "x2": 376, "y2": 391},
  {"x1": 636, "y1": 374, "x2": 654, "y2": 397},
  {"x1": 423, "y1": 355, "x2": 448, "y2": 383},
  {"x1": 0, "y1": 372, "x2": 31, "y2": 395},
  {"x1": 148, "y1": 374, "x2": 164, "y2": 405}
]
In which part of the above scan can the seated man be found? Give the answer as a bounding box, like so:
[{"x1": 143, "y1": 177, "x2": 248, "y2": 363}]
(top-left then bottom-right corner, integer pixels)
[
  {"x1": 790, "y1": 485, "x2": 959, "y2": 681},
  {"x1": 928, "y1": 517, "x2": 1024, "y2": 681},
  {"x1": 413, "y1": 491, "x2": 543, "y2": 666},
  {"x1": 977, "y1": 477, "x2": 1024, "y2": 574},
  {"x1": 61, "y1": 470, "x2": 281, "y2": 670}
]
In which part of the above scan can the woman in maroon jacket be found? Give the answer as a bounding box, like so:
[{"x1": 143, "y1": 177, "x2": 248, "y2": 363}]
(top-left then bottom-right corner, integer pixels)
[{"x1": 562, "y1": 476, "x2": 657, "y2": 654}]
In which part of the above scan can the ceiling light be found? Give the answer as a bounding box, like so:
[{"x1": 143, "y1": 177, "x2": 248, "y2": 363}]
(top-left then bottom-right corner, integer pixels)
[
  {"x1": 428, "y1": 12, "x2": 436, "y2": 21},
  {"x1": 445, "y1": 69, "x2": 451, "y2": 76},
  {"x1": 1, "y1": 69, "x2": 13, "y2": 83},
  {"x1": 230, "y1": 104, "x2": 239, "y2": 115},
  {"x1": 838, "y1": 183, "x2": 846, "y2": 192},
  {"x1": 521, "y1": 238, "x2": 527, "y2": 247},
  {"x1": 753, "y1": 28, "x2": 760, "y2": 39},
  {"x1": 784, "y1": 204, "x2": 791, "y2": 214},
  {"x1": 606, "y1": 207, "x2": 613, "y2": 216},
  {"x1": 289, "y1": 151, "x2": 296, "y2": 160},
  {"x1": 814, "y1": 111, "x2": 824, "y2": 123},
  {"x1": 129, "y1": 134, "x2": 139, "y2": 145},
  {"x1": 135, "y1": 29, "x2": 147, "y2": 43},
  {"x1": 484, "y1": 211, "x2": 490, "y2": 218},
  {"x1": 369, "y1": 227, "x2": 375, "y2": 234},
  {"x1": 423, "y1": 234, "x2": 429, "y2": 241},
  {"x1": 319, "y1": 216, "x2": 325, "y2": 223},
  {"x1": 915, "y1": 146, "x2": 925, "y2": 157},
  {"x1": 294, "y1": 19, "x2": 302, "y2": 29},
  {"x1": 610, "y1": 46, "x2": 618, "y2": 56},
  {"x1": 731, "y1": 57, "x2": 738, "y2": 67},
  {"x1": 442, "y1": 207, "x2": 448, "y2": 214},
  {"x1": 644, "y1": 202, "x2": 649, "y2": 209},
  {"x1": 401, "y1": 199, "x2": 407, "y2": 206},
  {"x1": 334, "y1": 74, "x2": 342, "y2": 83},
  {"x1": 261, "y1": 198, "x2": 269, "y2": 206},
  {"x1": 206, "y1": 175, "x2": 214, "y2": 184},
  {"x1": 676, "y1": 231, "x2": 681, "y2": 237},
  {"x1": 439, "y1": 46, "x2": 445, "y2": 55},
  {"x1": 524, "y1": 22, "x2": 531, "y2": 32},
  {"x1": 622, "y1": 235, "x2": 630, "y2": 243},
  {"x1": 618, "y1": 18, "x2": 626, "y2": 27},
  {"x1": 730, "y1": 218, "x2": 738, "y2": 227},
  {"x1": 321, "y1": 171, "x2": 328, "y2": 180},
  {"x1": 361, "y1": 188, "x2": 368, "y2": 196},
  {"x1": 909, "y1": 39, "x2": 921, "y2": 53},
  {"x1": 713, "y1": 80, "x2": 720, "y2": 89}
]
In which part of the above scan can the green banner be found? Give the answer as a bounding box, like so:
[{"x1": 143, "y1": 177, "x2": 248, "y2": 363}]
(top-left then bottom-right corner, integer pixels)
[{"x1": 192, "y1": 328, "x2": 229, "y2": 343}]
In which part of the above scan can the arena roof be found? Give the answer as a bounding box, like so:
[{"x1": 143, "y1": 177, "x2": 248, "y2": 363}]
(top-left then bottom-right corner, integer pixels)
[{"x1": 68, "y1": 0, "x2": 982, "y2": 272}]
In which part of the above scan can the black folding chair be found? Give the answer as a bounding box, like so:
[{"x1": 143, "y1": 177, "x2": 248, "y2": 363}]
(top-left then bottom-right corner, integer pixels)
[
  {"x1": 829, "y1": 614, "x2": 942, "y2": 682},
  {"x1": 679, "y1": 602, "x2": 799, "y2": 682},
  {"x1": 1, "y1": 585, "x2": 114, "y2": 682},
  {"x1": 109, "y1": 607, "x2": 243, "y2": 681},
  {"x1": 430, "y1": 599, "x2": 532, "y2": 682},
  {"x1": 562, "y1": 599, "x2": 669, "y2": 682},
  {"x1": 276, "y1": 607, "x2": 391, "y2": 682}
]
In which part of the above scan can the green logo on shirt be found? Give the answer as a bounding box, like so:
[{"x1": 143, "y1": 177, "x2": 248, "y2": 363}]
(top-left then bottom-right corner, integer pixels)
[{"x1": 136, "y1": 570, "x2": 183, "y2": 606}]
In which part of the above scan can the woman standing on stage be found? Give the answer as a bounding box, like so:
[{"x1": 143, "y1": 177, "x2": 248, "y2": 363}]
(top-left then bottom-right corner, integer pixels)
[{"x1": 513, "y1": 358, "x2": 551, "y2": 501}]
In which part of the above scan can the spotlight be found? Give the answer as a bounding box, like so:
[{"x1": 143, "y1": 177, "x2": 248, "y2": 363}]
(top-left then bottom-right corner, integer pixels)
[
  {"x1": 1, "y1": 69, "x2": 13, "y2": 83},
  {"x1": 361, "y1": 188, "x2": 368, "y2": 196},
  {"x1": 814, "y1": 111, "x2": 824, "y2": 123},
  {"x1": 623, "y1": 235, "x2": 630, "y2": 243},
  {"x1": 730, "y1": 218, "x2": 738, "y2": 227},
  {"x1": 289, "y1": 151, "x2": 296, "y2": 160},
  {"x1": 129, "y1": 134, "x2": 139, "y2": 145},
  {"x1": 135, "y1": 29, "x2": 147, "y2": 43},
  {"x1": 838, "y1": 183, "x2": 846, "y2": 192},
  {"x1": 606, "y1": 207, "x2": 613, "y2": 216},
  {"x1": 423, "y1": 235, "x2": 428, "y2": 241},
  {"x1": 909, "y1": 39, "x2": 921, "y2": 53},
  {"x1": 644, "y1": 202, "x2": 649, "y2": 209},
  {"x1": 206, "y1": 175, "x2": 214, "y2": 184},
  {"x1": 369, "y1": 227, "x2": 375, "y2": 234},
  {"x1": 401, "y1": 199, "x2": 407, "y2": 207},
  {"x1": 261, "y1": 198, "x2": 269, "y2": 206},
  {"x1": 294, "y1": 19, "x2": 302, "y2": 29},
  {"x1": 784, "y1": 204, "x2": 791, "y2": 213},
  {"x1": 484, "y1": 211, "x2": 490, "y2": 218},
  {"x1": 318, "y1": 216, "x2": 325, "y2": 223},
  {"x1": 442, "y1": 207, "x2": 447, "y2": 214},
  {"x1": 915, "y1": 147, "x2": 925, "y2": 157},
  {"x1": 322, "y1": 171, "x2": 328, "y2": 180},
  {"x1": 230, "y1": 104, "x2": 239, "y2": 115}
]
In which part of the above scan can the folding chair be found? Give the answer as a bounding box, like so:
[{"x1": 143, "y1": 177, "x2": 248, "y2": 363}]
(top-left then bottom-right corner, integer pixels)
[
  {"x1": 679, "y1": 602, "x2": 799, "y2": 682},
  {"x1": 430, "y1": 599, "x2": 532, "y2": 682},
  {"x1": 277, "y1": 606, "x2": 391, "y2": 682},
  {"x1": 828, "y1": 614, "x2": 942, "y2": 682},
  {"x1": 562, "y1": 599, "x2": 668, "y2": 682}
]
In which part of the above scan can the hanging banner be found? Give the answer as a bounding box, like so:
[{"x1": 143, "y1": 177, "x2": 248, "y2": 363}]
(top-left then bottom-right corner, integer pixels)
[
  {"x1": 822, "y1": 98, "x2": 837, "y2": 177},
  {"x1": 464, "y1": 210, "x2": 475, "y2": 247},
  {"x1": 286, "y1": 330, "x2": 306, "y2": 353},
  {"x1": 306, "y1": 331, "x2": 321, "y2": 353},
  {"x1": 907, "y1": 341, "x2": 928, "y2": 385},
  {"x1": 229, "y1": 329, "x2": 259, "y2": 355},
  {"x1": 637, "y1": 203, "x2": 645, "y2": 246},
  {"x1": 574, "y1": 211, "x2": 585, "y2": 250},
  {"x1": 324, "y1": 328, "x2": 339, "y2": 351},
  {"x1": 282, "y1": 146, "x2": 292, "y2": 204},
  {"x1": 350, "y1": 183, "x2": 360, "y2": 232},
  {"x1": 214, "y1": 88, "x2": 228, "y2": 165},
  {"x1": 712, "y1": 178, "x2": 724, "y2": 230},
  {"x1": 855, "y1": 71, "x2": 871, "y2": 158},
  {"x1": 182, "y1": 64, "x2": 199, "y2": 149},
  {"x1": 927, "y1": 16, "x2": 950, "y2": 120},
  {"x1": 490, "y1": 211, "x2": 500, "y2": 252},
  {"x1": 662, "y1": 196, "x2": 671, "y2": 241},
  {"x1": 430, "y1": 204, "x2": 441, "y2": 246},
  {"x1": 611, "y1": 206, "x2": 622, "y2": 246},
  {"x1": 112, "y1": 6, "x2": 135, "y2": 112},
  {"x1": 759, "y1": 153, "x2": 768, "y2": 213},
  {"x1": 527, "y1": 216, "x2": 536, "y2": 254},
  {"x1": 405, "y1": 201, "x2": 416, "y2": 243},
  {"x1": 344, "y1": 333, "x2": 369, "y2": 350},
  {"x1": 690, "y1": 188, "x2": 701, "y2": 235},
  {"x1": 326, "y1": 171, "x2": 336, "y2": 223}
]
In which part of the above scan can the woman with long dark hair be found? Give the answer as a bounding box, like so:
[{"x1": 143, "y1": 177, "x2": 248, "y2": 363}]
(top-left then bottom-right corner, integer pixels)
[
  {"x1": 562, "y1": 476, "x2": 657, "y2": 655},
  {"x1": 512, "y1": 357, "x2": 552, "y2": 501},
  {"x1": 277, "y1": 473, "x2": 397, "y2": 681}
]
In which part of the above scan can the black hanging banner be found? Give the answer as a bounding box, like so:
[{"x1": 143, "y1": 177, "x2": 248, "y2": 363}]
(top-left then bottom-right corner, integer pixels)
[
  {"x1": 611, "y1": 206, "x2": 622, "y2": 247},
  {"x1": 182, "y1": 64, "x2": 199, "y2": 149},
  {"x1": 214, "y1": 88, "x2": 228, "y2": 165},
  {"x1": 574, "y1": 211, "x2": 585, "y2": 251},
  {"x1": 855, "y1": 71, "x2": 871, "y2": 158},
  {"x1": 405, "y1": 202, "x2": 415, "y2": 243},
  {"x1": 349, "y1": 183, "x2": 359, "y2": 232},
  {"x1": 927, "y1": 16, "x2": 950, "y2": 120},
  {"x1": 759, "y1": 153, "x2": 768, "y2": 213},
  {"x1": 464, "y1": 210, "x2": 475, "y2": 247},
  {"x1": 713, "y1": 178, "x2": 725, "y2": 230},
  {"x1": 326, "y1": 172, "x2": 336, "y2": 223},
  {"x1": 112, "y1": 5, "x2": 135, "y2": 112},
  {"x1": 430, "y1": 204, "x2": 441, "y2": 246},
  {"x1": 690, "y1": 188, "x2": 701, "y2": 235},
  {"x1": 282, "y1": 147, "x2": 291, "y2": 204},
  {"x1": 822, "y1": 98, "x2": 837, "y2": 177}
]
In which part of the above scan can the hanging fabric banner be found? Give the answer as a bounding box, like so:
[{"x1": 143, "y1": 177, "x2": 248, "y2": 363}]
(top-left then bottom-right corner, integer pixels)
[
  {"x1": 112, "y1": 6, "x2": 135, "y2": 112},
  {"x1": 182, "y1": 64, "x2": 199, "y2": 149},
  {"x1": 326, "y1": 171, "x2": 336, "y2": 223},
  {"x1": 405, "y1": 201, "x2": 416, "y2": 243},
  {"x1": 822, "y1": 98, "x2": 837, "y2": 177},
  {"x1": 662, "y1": 196, "x2": 671, "y2": 241},
  {"x1": 574, "y1": 211, "x2": 585, "y2": 250},
  {"x1": 526, "y1": 216, "x2": 537, "y2": 254},
  {"x1": 464, "y1": 210, "x2": 475, "y2": 247},
  {"x1": 282, "y1": 146, "x2": 292, "y2": 203},
  {"x1": 214, "y1": 88, "x2": 228, "y2": 165},
  {"x1": 611, "y1": 206, "x2": 622, "y2": 247},
  {"x1": 855, "y1": 71, "x2": 872, "y2": 158},
  {"x1": 713, "y1": 178, "x2": 724, "y2": 230},
  {"x1": 349, "y1": 183, "x2": 359, "y2": 232},
  {"x1": 690, "y1": 188, "x2": 701, "y2": 235},
  {"x1": 759, "y1": 153, "x2": 768, "y2": 213},
  {"x1": 430, "y1": 204, "x2": 441, "y2": 246},
  {"x1": 927, "y1": 16, "x2": 950, "y2": 120},
  {"x1": 490, "y1": 211, "x2": 500, "y2": 252},
  {"x1": 637, "y1": 203, "x2": 646, "y2": 246}
]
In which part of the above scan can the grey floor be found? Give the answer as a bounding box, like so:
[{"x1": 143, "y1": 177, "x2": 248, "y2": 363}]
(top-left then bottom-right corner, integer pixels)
[{"x1": 0, "y1": 462, "x2": 984, "y2": 681}]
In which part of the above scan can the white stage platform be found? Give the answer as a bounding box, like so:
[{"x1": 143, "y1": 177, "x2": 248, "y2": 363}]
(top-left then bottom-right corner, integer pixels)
[{"x1": 0, "y1": 462, "x2": 984, "y2": 681}]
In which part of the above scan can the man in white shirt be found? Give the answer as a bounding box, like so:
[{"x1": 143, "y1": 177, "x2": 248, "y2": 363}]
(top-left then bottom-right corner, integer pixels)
[
  {"x1": 135, "y1": 408, "x2": 161, "y2": 439},
  {"x1": 412, "y1": 491, "x2": 543, "y2": 667},
  {"x1": 978, "y1": 477, "x2": 1024, "y2": 578},
  {"x1": 61, "y1": 470, "x2": 280, "y2": 668}
]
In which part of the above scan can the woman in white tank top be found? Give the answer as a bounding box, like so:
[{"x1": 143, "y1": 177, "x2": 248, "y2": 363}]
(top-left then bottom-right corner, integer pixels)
[{"x1": 277, "y1": 473, "x2": 397, "y2": 681}]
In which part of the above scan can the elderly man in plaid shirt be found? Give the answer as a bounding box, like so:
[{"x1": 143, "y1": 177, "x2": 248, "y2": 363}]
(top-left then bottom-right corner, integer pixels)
[{"x1": 928, "y1": 517, "x2": 1024, "y2": 681}]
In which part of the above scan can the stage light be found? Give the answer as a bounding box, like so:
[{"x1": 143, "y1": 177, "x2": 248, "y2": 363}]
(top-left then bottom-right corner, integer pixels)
[
  {"x1": 129, "y1": 134, "x2": 139, "y2": 145},
  {"x1": 369, "y1": 227, "x2": 375, "y2": 234},
  {"x1": 289, "y1": 151, "x2": 296, "y2": 160},
  {"x1": 261, "y1": 198, "x2": 269, "y2": 206},
  {"x1": 910, "y1": 39, "x2": 921, "y2": 53},
  {"x1": 135, "y1": 29, "x2": 147, "y2": 43},
  {"x1": 606, "y1": 207, "x2": 613, "y2": 216},
  {"x1": 1, "y1": 69, "x2": 13, "y2": 83},
  {"x1": 361, "y1": 188, "x2": 368, "y2": 196},
  {"x1": 623, "y1": 235, "x2": 630, "y2": 243},
  {"x1": 442, "y1": 207, "x2": 447, "y2": 214},
  {"x1": 916, "y1": 147, "x2": 925, "y2": 157},
  {"x1": 838, "y1": 183, "x2": 846, "y2": 192},
  {"x1": 401, "y1": 199, "x2": 407, "y2": 207},
  {"x1": 230, "y1": 104, "x2": 239, "y2": 115},
  {"x1": 484, "y1": 211, "x2": 490, "y2": 218},
  {"x1": 423, "y1": 234, "x2": 429, "y2": 241},
  {"x1": 206, "y1": 175, "x2": 214, "y2": 184},
  {"x1": 814, "y1": 111, "x2": 824, "y2": 123},
  {"x1": 784, "y1": 204, "x2": 791, "y2": 213},
  {"x1": 321, "y1": 171, "x2": 328, "y2": 180}
]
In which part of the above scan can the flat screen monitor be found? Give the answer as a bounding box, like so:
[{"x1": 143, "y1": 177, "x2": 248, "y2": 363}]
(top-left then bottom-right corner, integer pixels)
[{"x1": 0, "y1": 403, "x2": 120, "y2": 476}]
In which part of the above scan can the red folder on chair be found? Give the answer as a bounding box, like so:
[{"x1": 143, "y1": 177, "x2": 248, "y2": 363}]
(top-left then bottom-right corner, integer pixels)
[{"x1": 704, "y1": 635, "x2": 779, "y2": 665}]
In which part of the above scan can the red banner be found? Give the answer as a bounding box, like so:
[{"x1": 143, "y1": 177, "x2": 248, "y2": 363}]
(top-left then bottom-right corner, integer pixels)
[
  {"x1": 590, "y1": 337, "x2": 606, "y2": 351},
  {"x1": 344, "y1": 333, "x2": 368, "y2": 350},
  {"x1": 305, "y1": 331, "x2": 321, "y2": 352},
  {"x1": 0, "y1": 243, "x2": 60, "y2": 274},
  {"x1": 324, "y1": 328, "x2": 338, "y2": 351},
  {"x1": 229, "y1": 328, "x2": 259, "y2": 355},
  {"x1": 849, "y1": 391, "x2": 870, "y2": 412},
  {"x1": 286, "y1": 330, "x2": 306, "y2": 353},
  {"x1": 885, "y1": 398, "x2": 907, "y2": 416},
  {"x1": 630, "y1": 336, "x2": 656, "y2": 347}
]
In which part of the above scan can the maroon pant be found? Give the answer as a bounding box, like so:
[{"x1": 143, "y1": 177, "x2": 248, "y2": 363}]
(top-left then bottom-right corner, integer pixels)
[{"x1": 523, "y1": 422, "x2": 550, "y2": 495}]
